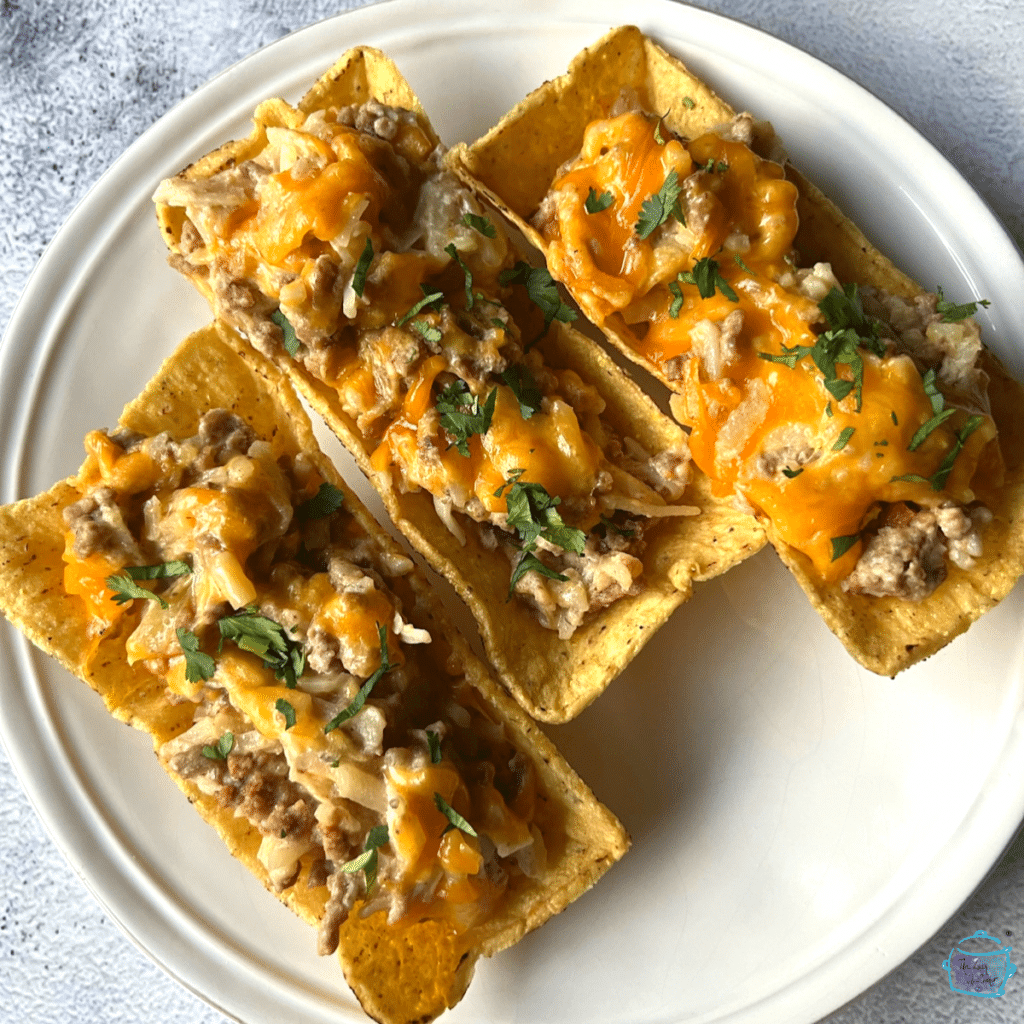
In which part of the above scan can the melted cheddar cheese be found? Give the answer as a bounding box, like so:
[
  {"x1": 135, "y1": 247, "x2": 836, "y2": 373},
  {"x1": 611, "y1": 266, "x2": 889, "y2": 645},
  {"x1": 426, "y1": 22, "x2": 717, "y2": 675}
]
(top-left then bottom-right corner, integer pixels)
[{"x1": 538, "y1": 111, "x2": 999, "y2": 581}]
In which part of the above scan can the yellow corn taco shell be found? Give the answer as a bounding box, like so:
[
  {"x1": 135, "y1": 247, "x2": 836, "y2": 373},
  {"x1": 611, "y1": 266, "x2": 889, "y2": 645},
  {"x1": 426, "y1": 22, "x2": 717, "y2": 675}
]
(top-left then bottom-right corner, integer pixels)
[
  {"x1": 0, "y1": 323, "x2": 629, "y2": 1024},
  {"x1": 449, "y1": 24, "x2": 1024, "y2": 676},
  {"x1": 152, "y1": 45, "x2": 765, "y2": 721}
]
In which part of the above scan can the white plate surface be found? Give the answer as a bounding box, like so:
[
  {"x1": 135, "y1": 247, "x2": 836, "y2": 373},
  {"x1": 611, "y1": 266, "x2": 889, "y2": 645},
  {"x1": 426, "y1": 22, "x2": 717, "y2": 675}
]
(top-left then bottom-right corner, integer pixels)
[{"x1": 2, "y1": 2, "x2": 1024, "y2": 1023}]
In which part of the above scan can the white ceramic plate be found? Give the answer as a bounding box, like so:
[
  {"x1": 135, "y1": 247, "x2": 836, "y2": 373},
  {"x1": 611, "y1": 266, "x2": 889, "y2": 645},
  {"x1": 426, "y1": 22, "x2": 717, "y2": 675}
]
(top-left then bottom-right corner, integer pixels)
[{"x1": 3, "y1": 2, "x2": 1024, "y2": 1023}]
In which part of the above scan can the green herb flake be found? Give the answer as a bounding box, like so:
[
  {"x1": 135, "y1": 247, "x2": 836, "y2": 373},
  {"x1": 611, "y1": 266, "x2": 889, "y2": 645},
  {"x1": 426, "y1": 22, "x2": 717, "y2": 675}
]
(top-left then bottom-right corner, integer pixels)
[
  {"x1": 177, "y1": 628, "x2": 216, "y2": 683},
  {"x1": 325, "y1": 624, "x2": 392, "y2": 733},
  {"x1": 928, "y1": 415, "x2": 985, "y2": 491},
  {"x1": 781, "y1": 467, "x2": 804, "y2": 479},
  {"x1": 352, "y1": 236, "x2": 374, "y2": 298},
  {"x1": 585, "y1": 187, "x2": 614, "y2": 214},
  {"x1": 499, "y1": 364, "x2": 543, "y2": 419},
  {"x1": 635, "y1": 169, "x2": 683, "y2": 240},
  {"x1": 668, "y1": 279, "x2": 684, "y2": 319},
  {"x1": 935, "y1": 285, "x2": 990, "y2": 323},
  {"x1": 409, "y1": 319, "x2": 443, "y2": 344},
  {"x1": 218, "y1": 610, "x2": 305, "y2": 688},
  {"x1": 462, "y1": 212, "x2": 497, "y2": 238},
  {"x1": 597, "y1": 514, "x2": 636, "y2": 539},
  {"x1": 504, "y1": 477, "x2": 586, "y2": 555},
  {"x1": 275, "y1": 698, "x2": 296, "y2": 731},
  {"x1": 271, "y1": 309, "x2": 300, "y2": 357},
  {"x1": 682, "y1": 96, "x2": 696, "y2": 109},
  {"x1": 678, "y1": 258, "x2": 739, "y2": 302},
  {"x1": 498, "y1": 262, "x2": 577, "y2": 339},
  {"x1": 733, "y1": 255, "x2": 755, "y2": 276},
  {"x1": 295, "y1": 482, "x2": 345, "y2": 521},
  {"x1": 126, "y1": 561, "x2": 191, "y2": 581},
  {"x1": 341, "y1": 824, "x2": 389, "y2": 893},
  {"x1": 426, "y1": 729, "x2": 442, "y2": 764},
  {"x1": 106, "y1": 573, "x2": 170, "y2": 609},
  {"x1": 436, "y1": 379, "x2": 497, "y2": 456},
  {"x1": 891, "y1": 411, "x2": 898, "y2": 426},
  {"x1": 831, "y1": 426, "x2": 856, "y2": 452},
  {"x1": 202, "y1": 732, "x2": 234, "y2": 761},
  {"x1": 397, "y1": 286, "x2": 445, "y2": 326},
  {"x1": 908, "y1": 369, "x2": 958, "y2": 451},
  {"x1": 508, "y1": 550, "x2": 569, "y2": 599},
  {"x1": 444, "y1": 242, "x2": 475, "y2": 309},
  {"x1": 830, "y1": 534, "x2": 861, "y2": 562},
  {"x1": 433, "y1": 793, "x2": 478, "y2": 837}
]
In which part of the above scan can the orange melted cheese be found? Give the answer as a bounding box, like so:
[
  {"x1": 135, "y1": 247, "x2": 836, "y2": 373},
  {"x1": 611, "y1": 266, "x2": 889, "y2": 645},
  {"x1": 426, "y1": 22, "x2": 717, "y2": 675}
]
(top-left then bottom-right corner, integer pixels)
[
  {"x1": 370, "y1": 366, "x2": 604, "y2": 520},
  {"x1": 543, "y1": 111, "x2": 998, "y2": 580}
]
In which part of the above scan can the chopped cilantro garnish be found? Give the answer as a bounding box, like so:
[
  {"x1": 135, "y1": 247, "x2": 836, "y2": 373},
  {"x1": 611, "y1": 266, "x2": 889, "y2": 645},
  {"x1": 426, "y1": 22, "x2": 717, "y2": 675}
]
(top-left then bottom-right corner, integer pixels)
[
  {"x1": 498, "y1": 472, "x2": 586, "y2": 597},
  {"x1": 499, "y1": 364, "x2": 542, "y2": 419},
  {"x1": 678, "y1": 258, "x2": 739, "y2": 302},
  {"x1": 341, "y1": 824, "x2": 389, "y2": 893},
  {"x1": 781, "y1": 467, "x2": 804, "y2": 479},
  {"x1": 324, "y1": 623, "x2": 392, "y2": 733},
  {"x1": 352, "y1": 236, "x2": 374, "y2": 298},
  {"x1": 585, "y1": 187, "x2": 615, "y2": 214},
  {"x1": 832, "y1": 427, "x2": 856, "y2": 452},
  {"x1": 498, "y1": 261, "x2": 577, "y2": 339},
  {"x1": 830, "y1": 534, "x2": 861, "y2": 562},
  {"x1": 410, "y1": 319, "x2": 443, "y2": 344},
  {"x1": 508, "y1": 551, "x2": 569, "y2": 598},
  {"x1": 426, "y1": 730, "x2": 442, "y2": 764},
  {"x1": 733, "y1": 254, "x2": 755, "y2": 276},
  {"x1": 218, "y1": 610, "x2": 305, "y2": 688},
  {"x1": 177, "y1": 627, "x2": 216, "y2": 683},
  {"x1": 275, "y1": 698, "x2": 296, "y2": 731},
  {"x1": 271, "y1": 309, "x2": 300, "y2": 357},
  {"x1": 759, "y1": 284, "x2": 883, "y2": 412},
  {"x1": 597, "y1": 514, "x2": 635, "y2": 539},
  {"x1": 202, "y1": 732, "x2": 234, "y2": 761},
  {"x1": 397, "y1": 286, "x2": 444, "y2": 326},
  {"x1": 504, "y1": 477, "x2": 587, "y2": 555},
  {"x1": 444, "y1": 242, "x2": 475, "y2": 309},
  {"x1": 434, "y1": 793, "x2": 478, "y2": 837},
  {"x1": 635, "y1": 169, "x2": 683, "y2": 239},
  {"x1": 462, "y1": 212, "x2": 497, "y2": 238},
  {"x1": 436, "y1": 379, "x2": 497, "y2": 456},
  {"x1": 106, "y1": 574, "x2": 170, "y2": 609},
  {"x1": 682, "y1": 96, "x2": 696, "y2": 109},
  {"x1": 125, "y1": 561, "x2": 191, "y2": 581},
  {"x1": 907, "y1": 369, "x2": 957, "y2": 451},
  {"x1": 891, "y1": 411, "x2": 899, "y2": 426},
  {"x1": 668, "y1": 278, "x2": 685, "y2": 319},
  {"x1": 935, "y1": 286, "x2": 990, "y2": 323},
  {"x1": 490, "y1": 317, "x2": 510, "y2": 334},
  {"x1": 930, "y1": 415, "x2": 985, "y2": 490},
  {"x1": 893, "y1": 415, "x2": 984, "y2": 491},
  {"x1": 295, "y1": 482, "x2": 345, "y2": 521},
  {"x1": 106, "y1": 560, "x2": 192, "y2": 610}
]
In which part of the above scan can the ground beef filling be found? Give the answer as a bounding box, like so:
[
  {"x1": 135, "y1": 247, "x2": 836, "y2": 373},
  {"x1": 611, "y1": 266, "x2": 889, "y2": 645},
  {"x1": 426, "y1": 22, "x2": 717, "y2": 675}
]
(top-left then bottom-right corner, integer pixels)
[{"x1": 842, "y1": 503, "x2": 992, "y2": 600}]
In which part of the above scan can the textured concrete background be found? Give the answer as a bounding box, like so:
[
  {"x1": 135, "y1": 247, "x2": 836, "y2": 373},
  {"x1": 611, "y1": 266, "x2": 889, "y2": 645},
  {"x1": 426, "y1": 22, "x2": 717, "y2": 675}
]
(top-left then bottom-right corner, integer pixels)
[{"x1": 1, "y1": 1, "x2": 1023, "y2": 1022}]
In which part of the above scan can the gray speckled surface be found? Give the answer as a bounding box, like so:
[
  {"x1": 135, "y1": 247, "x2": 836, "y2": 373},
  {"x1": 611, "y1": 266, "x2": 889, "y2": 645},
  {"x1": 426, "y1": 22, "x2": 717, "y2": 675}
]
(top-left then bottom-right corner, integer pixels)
[{"x1": 1, "y1": 1, "x2": 1023, "y2": 1022}]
